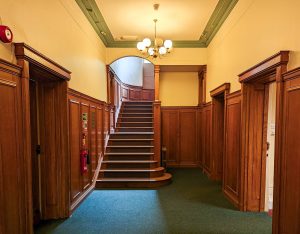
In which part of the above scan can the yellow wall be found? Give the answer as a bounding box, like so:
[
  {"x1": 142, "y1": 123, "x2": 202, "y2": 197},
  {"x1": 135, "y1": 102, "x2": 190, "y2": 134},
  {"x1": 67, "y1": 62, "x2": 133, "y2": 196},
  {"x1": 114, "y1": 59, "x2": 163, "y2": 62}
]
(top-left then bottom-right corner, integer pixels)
[
  {"x1": 107, "y1": 48, "x2": 207, "y2": 65},
  {"x1": 206, "y1": 0, "x2": 300, "y2": 101},
  {"x1": 0, "y1": 0, "x2": 107, "y2": 101},
  {"x1": 159, "y1": 72, "x2": 198, "y2": 106}
]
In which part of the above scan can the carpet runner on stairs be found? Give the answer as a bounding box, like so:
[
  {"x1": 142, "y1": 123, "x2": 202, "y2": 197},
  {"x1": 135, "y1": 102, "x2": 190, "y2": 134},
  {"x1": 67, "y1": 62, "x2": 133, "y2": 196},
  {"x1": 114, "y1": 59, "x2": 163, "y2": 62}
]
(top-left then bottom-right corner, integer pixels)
[{"x1": 96, "y1": 101, "x2": 172, "y2": 188}]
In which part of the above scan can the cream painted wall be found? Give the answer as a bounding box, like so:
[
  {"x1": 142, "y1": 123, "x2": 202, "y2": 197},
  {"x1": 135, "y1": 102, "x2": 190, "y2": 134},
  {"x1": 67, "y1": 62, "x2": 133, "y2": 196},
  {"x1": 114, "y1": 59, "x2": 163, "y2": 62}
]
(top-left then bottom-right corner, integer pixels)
[
  {"x1": 159, "y1": 72, "x2": 198, "y2": 106},
  {"x1": 0, "y1": 0, "x2": 107, "y2": 101},
  {"x1": 107, "y1": 48, "x2": 207, "y2": 65},
  {"x1": 206, "y1": 0, "x2": 300, "y2": 101},
  {"x1": 110, "y1": 57, "x2": 144, "y2": 86}
]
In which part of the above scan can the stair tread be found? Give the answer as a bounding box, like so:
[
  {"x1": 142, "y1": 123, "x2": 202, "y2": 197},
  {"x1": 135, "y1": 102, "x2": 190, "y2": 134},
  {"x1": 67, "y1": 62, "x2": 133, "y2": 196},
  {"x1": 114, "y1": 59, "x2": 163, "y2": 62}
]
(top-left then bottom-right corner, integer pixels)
[
  {"x1": 105, "y1": 152, "x2": 154, "y2": 155},
  {"x1": 100, "y1": 167, "x2": 164, "y2": 172},
  {"x1": 111, "y1": 132, "x2": 154, "y2": 134},
  {"x1": 97, "y1": 173, "x2": 172, "y2": 182},
  {"x1": 109, "y1": 139, "x2": 154, "y2": 141},
  {"x1": 118, "y1": 122, "x2": 153, "y2": 124},
  {"x1": 102, "y1": 160, "x2": 157, "y2": 163},
  {"x1": 107, "y1": 145, "x2": 154, "y2": 148},
  {"x1": 117, "y1": 127, "x2": 153, "y2": 128}
]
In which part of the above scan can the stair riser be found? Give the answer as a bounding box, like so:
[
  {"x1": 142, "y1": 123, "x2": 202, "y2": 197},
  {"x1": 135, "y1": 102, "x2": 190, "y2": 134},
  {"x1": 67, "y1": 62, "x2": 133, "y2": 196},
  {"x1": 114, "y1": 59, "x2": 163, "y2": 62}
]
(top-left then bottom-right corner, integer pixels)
[
  {"x1": 101, "y1": 163, "x2": 158, "y2": 169},
  {"x1": 123, "y1": 102, "x2": 153, "y2": 106},
  {"x1": 109, "y1": 134, "x2": 153, "y2": 139},
  {"x1": 106, "y1": 147, "x2": 153, "y2": 153},
  {"x1": 104, "y1": 155, "x2": 153, "y2": 160},
  {"x1": 122, "y1": 108, "x2": 153, "y2": 112},
  {"x1": 118, "y1": 117, "x2": 153, "y2": 122},
  {"x1": 95, "y1": 180, "x2": 171, "y2": 188},
  {"x1": 108, "y1": 140, "x2": 153, "y2": 146},
  {"x1": 99, "y1": 170, "x2": 164, "y2": 178},
  {"x1": 116, "y1": 128, "x2": 153, "y2": 132},
  {"x1": 119, "y1": 114, "x2": 153, "y2": 117},
  {"x1": 122, "y1": 106, "x2": 153, "y2": 109},
  {"x1": 117, "y1": 122, "x2": 153, "y2": 127}
]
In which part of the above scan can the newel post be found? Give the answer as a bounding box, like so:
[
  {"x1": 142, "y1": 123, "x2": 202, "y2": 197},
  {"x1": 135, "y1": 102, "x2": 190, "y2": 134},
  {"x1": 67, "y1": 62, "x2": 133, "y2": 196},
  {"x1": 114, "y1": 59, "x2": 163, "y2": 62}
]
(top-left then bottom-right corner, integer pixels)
[
  {"x1": 153, "y1": 65, "x2": 161, "y2": 164},
  {"x1": 153, "y1": 101, "x2": 161, "y2": 165}
]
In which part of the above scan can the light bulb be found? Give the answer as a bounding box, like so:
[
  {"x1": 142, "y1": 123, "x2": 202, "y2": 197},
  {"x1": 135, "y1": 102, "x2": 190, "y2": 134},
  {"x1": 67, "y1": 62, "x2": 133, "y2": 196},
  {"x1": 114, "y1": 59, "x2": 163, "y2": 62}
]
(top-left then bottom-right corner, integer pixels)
[
  {"x1": 137, "y1": 42, "x2": 145, "y2": 51},
  {"x1": 143, "y1": 38, "x2": 151, "y2": 47},
  {"x1": 164, "y1": 40, "x2": 173, "y2": 49},
  {"x1": 159, "y1": 46, "x2": 167, "y2": 55},
  {"x1": 148, "y1": 47, "x2": 154, "y2": 56}
]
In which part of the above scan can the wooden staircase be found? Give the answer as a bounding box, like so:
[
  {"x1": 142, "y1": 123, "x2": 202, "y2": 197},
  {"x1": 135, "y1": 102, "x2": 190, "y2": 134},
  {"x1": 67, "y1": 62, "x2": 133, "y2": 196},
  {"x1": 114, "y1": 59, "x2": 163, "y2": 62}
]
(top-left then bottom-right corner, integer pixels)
[{"x1": 96, "y1": 101, "x2": 171, "y2": 188}]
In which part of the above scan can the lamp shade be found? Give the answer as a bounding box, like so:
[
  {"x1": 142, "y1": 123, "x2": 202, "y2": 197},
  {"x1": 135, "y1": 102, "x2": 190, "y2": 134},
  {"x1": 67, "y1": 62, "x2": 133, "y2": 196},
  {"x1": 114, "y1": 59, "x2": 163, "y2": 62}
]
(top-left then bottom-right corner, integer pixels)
[
  {"x1": 159, "y1": 46, "x2": 167, "y2": 55},
  {"x1": 148, "y1": 47, "x2": 154, "y2": 56},
  {"x1": 164, "y1": 40, "x2": 172, "y2": 49},
  {"x1": 137, "y1": 41, "x2": 145, "y2": 51},
  {"x1": 143, "y1": 38, "x2": 151, "y2": 47}
]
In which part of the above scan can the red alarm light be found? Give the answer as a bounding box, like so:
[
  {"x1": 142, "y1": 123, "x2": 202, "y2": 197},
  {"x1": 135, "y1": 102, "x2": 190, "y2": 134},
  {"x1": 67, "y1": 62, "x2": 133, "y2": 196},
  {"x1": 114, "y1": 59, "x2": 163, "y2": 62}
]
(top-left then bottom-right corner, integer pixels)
[{"x1": 0, "y1": 25, "x2": 13, "y2": 43}]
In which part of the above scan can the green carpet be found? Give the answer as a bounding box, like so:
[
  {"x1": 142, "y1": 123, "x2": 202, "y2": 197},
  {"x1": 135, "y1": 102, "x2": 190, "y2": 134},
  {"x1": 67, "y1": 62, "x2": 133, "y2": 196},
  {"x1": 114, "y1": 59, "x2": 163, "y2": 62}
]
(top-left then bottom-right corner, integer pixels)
[{"x1": 35, "y1": 169, "x2": 272, "y2": 234}]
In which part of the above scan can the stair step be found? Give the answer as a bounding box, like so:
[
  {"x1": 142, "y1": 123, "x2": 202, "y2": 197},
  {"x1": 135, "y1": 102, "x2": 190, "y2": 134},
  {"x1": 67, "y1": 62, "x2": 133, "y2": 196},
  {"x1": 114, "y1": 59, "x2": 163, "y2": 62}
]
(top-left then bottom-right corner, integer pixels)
[
  {"x1": 123, "y1": 105, "x2": 153, "y2": 108},
  {"x1": 106, "y1": 145, "x2": 154, "y2": 153},
  {"x1": 108, "y1": 139, "x2": 154, "y2": 146},
  {"x1": 104, "y1": 152, "x2": 154, "y2": 160},
  {"x1": 117, "y1": 122, "x2": 153, "y2": 127},
  {"x1": 102, "y1": 160, "x2": 157, "y2": 169},
  {"x1": 116, "y1": 127, "x2": 153, "y2": 132},
  {"x1": 95, "y1": 173, "x2": 172, "y2": 188},
  {"x1": 122, "y1": 109, "x2": 153, "y2": 113},
  {"x1": 99, "y1": 167, "x2": 165, "y2": 178},
  {"x1": 118, "y1": 117, "x2": 153, "y2": 122}
]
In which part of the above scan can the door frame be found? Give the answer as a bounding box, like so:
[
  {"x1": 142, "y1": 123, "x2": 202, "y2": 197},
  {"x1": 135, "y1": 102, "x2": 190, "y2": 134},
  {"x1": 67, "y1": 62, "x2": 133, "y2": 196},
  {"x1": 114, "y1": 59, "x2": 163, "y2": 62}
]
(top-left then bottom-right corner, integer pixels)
[
  {"x1": 210, "y1": 83, "x2": 230, "y2": 180},
  {"x1": 238, "y1": 51, "x2": 289, "y2": 212},
  {"x1": 14, "y1": 43, "x2": 71, "y2": 225}
]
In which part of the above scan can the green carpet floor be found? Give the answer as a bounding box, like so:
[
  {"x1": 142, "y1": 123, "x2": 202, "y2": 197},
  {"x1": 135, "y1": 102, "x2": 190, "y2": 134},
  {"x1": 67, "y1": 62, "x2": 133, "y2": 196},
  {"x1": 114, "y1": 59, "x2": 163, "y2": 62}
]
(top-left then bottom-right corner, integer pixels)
[{"x1": 35, "y1": 169, "x2": 272, "y2": 234}]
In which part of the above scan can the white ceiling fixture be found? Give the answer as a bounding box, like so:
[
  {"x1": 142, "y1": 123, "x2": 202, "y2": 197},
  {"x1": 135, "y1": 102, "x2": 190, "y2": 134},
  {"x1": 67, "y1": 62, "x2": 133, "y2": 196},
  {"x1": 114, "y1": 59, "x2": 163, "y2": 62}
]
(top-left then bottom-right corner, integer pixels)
[{"x1": 136, "y1": 4, "x2": 173, "y2": 59}]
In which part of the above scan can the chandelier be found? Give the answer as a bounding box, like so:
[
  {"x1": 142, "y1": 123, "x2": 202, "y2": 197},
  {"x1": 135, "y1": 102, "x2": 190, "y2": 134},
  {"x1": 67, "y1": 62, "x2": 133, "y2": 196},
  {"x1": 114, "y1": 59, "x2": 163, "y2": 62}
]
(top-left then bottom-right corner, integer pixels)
[{"x1": 137, "y1": 19, "x2": 173, "y2": 59}]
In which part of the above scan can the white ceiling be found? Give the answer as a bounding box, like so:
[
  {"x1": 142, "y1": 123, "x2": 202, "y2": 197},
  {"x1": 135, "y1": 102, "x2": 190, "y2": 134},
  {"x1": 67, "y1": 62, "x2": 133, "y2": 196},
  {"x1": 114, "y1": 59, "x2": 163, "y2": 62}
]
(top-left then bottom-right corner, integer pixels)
[{"x1": 96, "y1": 0, "x2": 219, "y2": 41}]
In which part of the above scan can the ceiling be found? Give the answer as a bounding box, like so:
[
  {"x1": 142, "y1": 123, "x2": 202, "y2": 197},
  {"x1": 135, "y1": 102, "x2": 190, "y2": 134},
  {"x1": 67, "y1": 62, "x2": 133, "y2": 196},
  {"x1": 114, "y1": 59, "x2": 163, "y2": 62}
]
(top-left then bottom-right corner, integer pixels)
[{"x1": 75, "y1": 0, "x2": 238, "y2": 48}]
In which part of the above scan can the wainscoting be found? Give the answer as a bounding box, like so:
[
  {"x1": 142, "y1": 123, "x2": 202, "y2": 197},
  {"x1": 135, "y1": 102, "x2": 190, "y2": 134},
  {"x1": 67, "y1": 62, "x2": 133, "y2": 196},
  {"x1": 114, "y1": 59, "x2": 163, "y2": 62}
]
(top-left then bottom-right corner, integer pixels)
[
  {"x1": 161, "y1": 107, "x2": 200, "y2": 168},
  {"x1": 68, "y1": 89, "x2": 111, "y2": 211}
]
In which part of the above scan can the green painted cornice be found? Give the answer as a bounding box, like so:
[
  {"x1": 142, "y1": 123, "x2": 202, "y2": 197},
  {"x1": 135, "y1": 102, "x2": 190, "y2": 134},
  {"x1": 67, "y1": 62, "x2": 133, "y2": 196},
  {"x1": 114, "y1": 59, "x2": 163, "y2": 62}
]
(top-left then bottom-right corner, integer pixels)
[{"x1": 76, "y1": 0, "x2": 238, "y2": 48}]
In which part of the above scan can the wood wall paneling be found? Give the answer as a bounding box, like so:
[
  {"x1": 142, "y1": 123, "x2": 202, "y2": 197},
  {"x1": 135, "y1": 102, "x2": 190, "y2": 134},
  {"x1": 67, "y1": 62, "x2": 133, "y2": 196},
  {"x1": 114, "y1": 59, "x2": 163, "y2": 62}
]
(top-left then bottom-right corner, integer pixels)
[
  {"x1": 0, "y1": 60, "x2": 24, "y2": 234},
  {"x1": 202, "y1": 103, "x2": 212, "y2": 175},
  {"x1": 161, "y1": 107, "x2": 199, "y2": 167},
  {"x1": 223, "y1": 91, "x2": 241, "y2": 208},
  {"x1": 276, "y1": 68, "x2": 300, "y2": 233}
]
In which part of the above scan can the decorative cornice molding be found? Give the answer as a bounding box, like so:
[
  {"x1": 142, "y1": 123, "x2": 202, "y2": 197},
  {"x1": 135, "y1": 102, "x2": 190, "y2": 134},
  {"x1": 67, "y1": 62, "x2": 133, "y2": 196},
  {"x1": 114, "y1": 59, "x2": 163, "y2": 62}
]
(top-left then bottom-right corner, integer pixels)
[
  {"x1": 76, "y1": 0, "x2": 238, "y2": 48},
  {"x1": 0, "y1": 58, "x2": 22, "y2": 77}
]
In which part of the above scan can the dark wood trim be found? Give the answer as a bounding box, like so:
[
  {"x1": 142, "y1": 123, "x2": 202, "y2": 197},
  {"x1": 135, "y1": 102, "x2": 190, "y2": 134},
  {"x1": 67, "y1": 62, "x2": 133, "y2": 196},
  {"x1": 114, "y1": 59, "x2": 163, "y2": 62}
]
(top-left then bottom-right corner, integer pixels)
[
  {"x1": 160, "y1": 65, "x2": 204, "y2": 72},
  {"x1": 198, "y1": 66, "x2": 207, "y2": 105},
  {"x1": 14, "y1": 43, "x2": 71, "y2": 81},
  {"x1": 238, "y1": 51, "x2": 289, "y2": 213},
  {"x1": 154, "y1": 65, "x2": 160, "y2": 101},
  {"x1": 68, "y1": 88, "x2": 105, "y2": 105},
  {"x1": 210, "y1": 83, "x2": 230, "y2": 181},
  {"x1": 210, "y1": 83, "x2": 230, "y2": 97},
  {"x1": 239, "y1": 51, "x2": 289, "y2": 83},
  {"x1": 272, "y1": 66, "x2": 300, "y2": 234},
  {"x1": 0, "y1": 58, "x2": 22, "y2": 76}
]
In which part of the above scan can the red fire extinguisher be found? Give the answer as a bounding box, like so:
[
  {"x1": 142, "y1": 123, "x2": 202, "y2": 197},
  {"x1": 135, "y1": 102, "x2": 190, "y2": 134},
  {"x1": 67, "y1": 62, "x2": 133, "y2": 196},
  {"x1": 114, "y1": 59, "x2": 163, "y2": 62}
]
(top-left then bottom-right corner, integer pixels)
[{"x1": 80, "y1": 149, "x2": 88, "y2": 174}]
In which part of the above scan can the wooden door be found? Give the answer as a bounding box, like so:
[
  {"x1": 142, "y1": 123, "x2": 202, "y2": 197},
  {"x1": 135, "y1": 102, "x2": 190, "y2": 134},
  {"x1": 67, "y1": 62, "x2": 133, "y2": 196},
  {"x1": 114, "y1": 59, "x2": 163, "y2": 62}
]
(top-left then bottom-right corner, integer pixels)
[
  {"x1": 161, "y1": 110, "x2": 179, "y2": 166},
  {"x1": 0, "y1": 65, "x2": 24, "y2": 234},
  {"x1": 202, "y1": 104, "x2": 212, "y2": 175},
  {"x1": 276, "y1": 68, "x2": 300, "y2": 233},
  {"x1": 69, "y1": 96, "x2": 81, "y2": 203},
  {"x1": 223, "y1": 91, "x2": 241, "y2": 208},
  {"x1": 179, "y1": 110, "x2": 197, "y2": 166},
  {"x1": 29, "y1": 80, "x2": 41, "y2": 225}
]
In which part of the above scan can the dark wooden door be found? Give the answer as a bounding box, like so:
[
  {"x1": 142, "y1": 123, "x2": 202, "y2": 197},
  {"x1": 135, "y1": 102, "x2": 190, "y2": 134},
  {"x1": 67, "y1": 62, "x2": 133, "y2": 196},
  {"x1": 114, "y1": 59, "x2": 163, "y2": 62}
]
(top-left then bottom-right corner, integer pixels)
[
  {"x1": 0, "y1": 67, "x2": 24, "y2": 234},
  {"x1": 277, "y1": 69, "x2": 300, "y2": 233}
]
